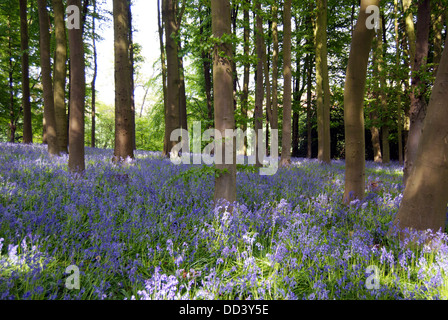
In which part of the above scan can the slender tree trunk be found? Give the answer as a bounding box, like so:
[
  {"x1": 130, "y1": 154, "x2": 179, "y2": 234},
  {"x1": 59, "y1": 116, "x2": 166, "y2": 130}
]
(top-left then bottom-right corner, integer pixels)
[
  {"x1": 91, "y1": 0, "x2": 97, "y2": 148},
  {"x1": 113, "y1": 0, "x2": 134, "y2": 161},
  {"x1": 390, "y1": 35, "x2": 448, "y2": 237},
  {"x1": 53, "y1": 0, "x2": 68, "y2": 153},
  {"x1": 369, "y1": 107, "x2": 382, "y2": 162},
  {"x1": 343, "y1": 0, "x2": 379, "y2": 204},
  {"x1": 8, "y1": 17, "x2": 15, "y2": 143},
  {"x1": 403, "y1": 0, "x2": 430, "y2": 186},
  {"x1": 212, "y1": 0, "x2": 236, "y2": 204},
  {"x1": 394, "y1": 0, "x2": 403, "y2": 165},
  {"x1": 280, "y1": 0, "x2": 292, "y2": 167},
  {"x1": 157, "y1": 0, "x2": 168, "y2": 151},
  {"x1": 67, "y1": 0, "x2": 86, "y2": 173},
  {"x1": 270, "y1": 4, "x2": 279, "y2": 132},
  {"x1": 432, "y1": 4, "x2": 444, "y2": 76},
  {"x1": 128, "y1": 0, "x2": 136, "y2": 151},
  {"x1": 20, "y1": 0, "x2": 32, "y2": 144},
  {"x1": 315, "y1": 0, "x2": 331, "y2": 164},
  {"x1": 37, "y1": 0, "x2": 59, "y2": 156},
  {"x1": 162, "y1": 0, "x2": 181, "y2": 157},
  {"x1": 241, "y1": 0, "x2": 249, "y2": 154},
  {"x1": 254, "y1": 2, "x2": 264, "y2": 168},
  {"x1": 306, "y1": 53, "x2": 312, "y2": 159}
]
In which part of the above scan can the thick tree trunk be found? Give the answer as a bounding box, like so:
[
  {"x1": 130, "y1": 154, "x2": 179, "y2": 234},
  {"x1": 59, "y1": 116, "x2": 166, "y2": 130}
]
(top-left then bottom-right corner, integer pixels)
[
  {"x1": 53, "y1": 0, "x2": 68, "y2": 154},
  {"x1": 280, "y1": 0, "x2": 292, "y2": 167},
  {"x1": 211, "y1": 0, "x2": 236, "y2": 204},
  {"x1": 390, "y1": 35, "x2": 448, "y2": 237},
  {"x1": 20, "y1": 0, "x2": 33, "y2": 144},
  {"x1": 128, "y1": 0, "x2": 136, "y2": 151},
  {"x1": 343, "y1": 0, "x2": 379, "y2": 204},
  {"x1": 68, "y1": 0, "x2": 86, "y2": 173},
  {"x1": 315, "y1": 0, "x2": 331, "y2": 164},
  {"x1": 394, "y1": 0, "x2": 403, "y2": 165},
  {"x1": 403, "y1": 0, "x2": 430, "y2": 186},
  {"x1": 37, "y1": 0, "x2": 59, "y2": 156},
  {"x1": 162, "y1": 0, "x2": 181, "y2": 157},
  {"x1": 113, "y1": 0, "x2": 134, "y2": 161}
]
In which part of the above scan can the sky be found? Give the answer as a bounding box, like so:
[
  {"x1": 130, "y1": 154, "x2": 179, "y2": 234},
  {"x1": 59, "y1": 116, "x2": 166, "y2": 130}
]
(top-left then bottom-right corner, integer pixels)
[{"x1": 95, "y1": 0, "x2": 160, "y2": 108}]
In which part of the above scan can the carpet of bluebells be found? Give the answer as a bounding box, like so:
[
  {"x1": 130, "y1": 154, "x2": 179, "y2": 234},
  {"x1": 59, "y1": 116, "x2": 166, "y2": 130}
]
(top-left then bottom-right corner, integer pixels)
[{"x1": 1, "y1": 142, "x2": 448, "y2": 300}]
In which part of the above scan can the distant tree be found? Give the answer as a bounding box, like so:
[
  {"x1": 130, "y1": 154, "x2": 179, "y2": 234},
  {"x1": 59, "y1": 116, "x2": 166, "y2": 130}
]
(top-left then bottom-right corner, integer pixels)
[
  {"x1": 37, "y1": 0, "x2": 59, "y2": 156},
  {"x1": 20, "y1": 0, "x2": 32, "y2": 144},
  {"x1": 280, "y1": 0, "x2": 292, "y2": 167}
]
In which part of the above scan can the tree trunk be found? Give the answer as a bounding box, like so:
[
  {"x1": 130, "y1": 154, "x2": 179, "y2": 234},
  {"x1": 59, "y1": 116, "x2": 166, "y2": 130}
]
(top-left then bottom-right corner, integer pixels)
[
  {"x1": 403, "y1": 0, "x2": 430, "y2": 186},
  {"x1": 37, "y1": 0, "x2": 59, "y2": 156},
  {"x1": 315, "y1": 0, "x2": 331, "y2": 164},
  {"x1": 241, "y1": 0, "x2": 249, "y2": 154},
  {"x1": 113, "y1": 0, "x2": 134, "y2": 161},
  {"x1": 67, "y1": 0, "x2": 86, "y2": 173},
  {"x1": 306, "y1": 53, "x2": 312, "y2": 159},
  {"x1": 394, "y1": 0, "x2": 403, "y2": 165},
  {"x1": 254, "y1": 2, "x2": 264, "y2": 168},
  {"x1": 369, "y1": 108, "x2": 382, "y2": 163},
  {"x1": 157, "y1": 0, "x2": 168, "y2": 151},
  {"x1": 212, "y1": 0, "x2": 236, "y2": 204},
  {"x1": 53, "y1": 0, "x2": 68, "y2": 153},
  {"x1": 280, "y1": 0, "x2": 292, "y2": 167},
  {"x1": 270, "y1": 4, "x2": 279, "y2": 132},
  {"x1": 390, "y1": 35, "x2": 448, "y2": 237},
  {"x1": 91, "y1": 0, "x2": 98, "y2": 148},
  {"x1": 343, "y1": 0, "x2": 379, "y2": 204},
  {"x1": 128, "y1": 0, "x2": 136, "y2": 151},
  {"x1": 162, "y1": 0, "x2": 181, "y2": 157},
  {"x1": 20, "y1": 0, "x2": 32, "y2": 144}
]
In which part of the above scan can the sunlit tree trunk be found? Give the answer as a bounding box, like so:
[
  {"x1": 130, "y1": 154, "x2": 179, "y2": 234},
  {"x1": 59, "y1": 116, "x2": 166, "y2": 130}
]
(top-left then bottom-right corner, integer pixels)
[
  {"x1": 212, "y1": 0, "x2": 236, "y2": 204},
  {"x1": 20, "y1": 0, "x2": 32, "y2": 144},
  {"x1": 280, "y1": 0, "x2": 292, "y2": 167},
  {"x1": 315, "y1": 0, "x2": 331, "y2": 164},
  {"x1": 343, "y1": 0, "x2": 379, "y2": 204},
  {"x1": 394, "y1": 0, "x2": 403, "y2": 165},
  {"x1": 270, "y1": 4, "x2": 279, "y2": 133},
  {"x1": 91, "y1": 0, "x2": 98, "y2": 148},
  {"x1": 390, "y1": 35, "x2": 448, "y2": 237},
  {"x1": 37, "y1": 0, "x2": 59, "y2": 156},
  {"x1": 113, "y1": 0, "x2": 134, "y2": 161},
  {"x1": 53, "y1": 0, "x2": 68, "y2": 153},
  {"x1": 241, "y1": 0, "x2": 249, "y2": 155},
  {"x1": 403, "y1": 0, "x2": 430, "y2": 186},
  {"x1": 68, "y1": 0, "x2": 86, "y2": 173}
]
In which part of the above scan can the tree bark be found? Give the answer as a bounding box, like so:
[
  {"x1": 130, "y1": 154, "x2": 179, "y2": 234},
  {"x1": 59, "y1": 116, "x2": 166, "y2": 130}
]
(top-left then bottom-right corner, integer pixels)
[
  {"x1": 128, "y1": 0, "x2": 136, "y2": 151},
  {"x1": 315, "y1": 0, "x2": 331, "y2": 164},
  {"x1": 20, "y1": 0, "x2": 33, "y2": 144},
  {"x1": 241, "y1": 0, "x2": 249, "y2": 154},
  {"x1": 212, "y1": 0, "x2": 236, "y2": 204},
  {"x1": 343, "y1": 0, "x2": 379, "y2": 204},
  {"x1": 254, "y1": 2, "x2": 264, "y2": 168},
  {"x1": 68, "y1": 0, "x2": 86, "y2": 173},
  {"x1": 37, "y1": 0, "x2": 59, "y2": 156},
  {"x1": 91, "y1": 0, "x2": 98, "y2": 148},
  {"x1": 403, "y1": 0, "x2": 430, "y2": 186},
  {"x1": 113, "y1": 0, "x2": 134, "y2": 161},
  {"x1": 53, "y1": 0, "x2": 68, "y2": 153},
  {"x1": 162, "y1": 0, "x2": 181, "y2": 157},
  {"x1": 157, "y1": 0, "x2": 168, "y2": 151},
  {"x1": 280, "y1": 0, "x2": 292, "y2": 167},
  {"x1": 270, "y1": 4, "x2": 279, "y2": 132},
  {"x1": 394, "y1": 0, "x2": 403, "y2": 165},
  {"x1": 390, "y1": 35, "x2": 448, "y2": 237}
]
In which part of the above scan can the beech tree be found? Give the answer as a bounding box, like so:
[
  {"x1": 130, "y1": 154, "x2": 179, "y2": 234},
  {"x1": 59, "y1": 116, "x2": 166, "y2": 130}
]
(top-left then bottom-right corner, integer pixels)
[
  {"x1": 390, "y1": 35, "x2": 448, "y2": 237},
  {"x1": 19, "y1": 0, "x2": 32, "y2": 144},
  {"x1": 211, "y1": 0, "x2": 236, "y2": 204},
  {"x1": 280, "y1": 0, "x2": 292, "y2": 168},
  {"x1": 113, "y1": 0, "x2": 134, "y2": 162},
  {"x1": 67, "y1": 0, "x2": 86, "y2": 173},
  {"x1": 343, "y1": 0, "x2": 379, "y2": 204},
  {"x1": 37, "y1": 0, "x2": 59, "y2": 156}
]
